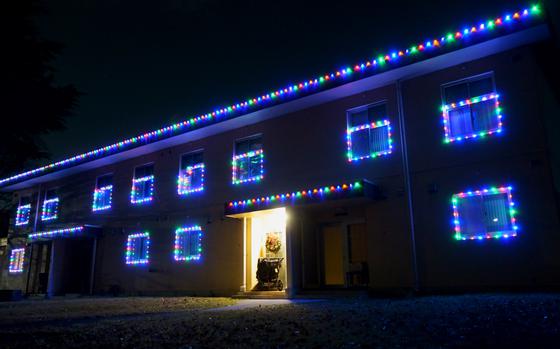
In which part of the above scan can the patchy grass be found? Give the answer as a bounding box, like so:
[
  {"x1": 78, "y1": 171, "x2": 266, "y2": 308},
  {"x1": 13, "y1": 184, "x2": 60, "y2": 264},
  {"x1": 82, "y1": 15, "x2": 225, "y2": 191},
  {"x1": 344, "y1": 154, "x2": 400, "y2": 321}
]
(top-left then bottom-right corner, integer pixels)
[
  {"x1": 1, "y1": 294, "x2": 560, "y2": 348},
  {"x1": 0, "y1": 296, "x2": 235, "y2": 325}
]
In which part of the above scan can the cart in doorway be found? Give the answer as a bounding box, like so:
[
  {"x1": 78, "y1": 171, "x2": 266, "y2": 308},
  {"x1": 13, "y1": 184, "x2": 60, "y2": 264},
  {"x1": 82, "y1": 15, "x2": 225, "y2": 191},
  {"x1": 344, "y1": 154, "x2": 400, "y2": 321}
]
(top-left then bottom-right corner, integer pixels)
[{"x1": 255, "y1": 257, "x2": 284, "y2": 291}]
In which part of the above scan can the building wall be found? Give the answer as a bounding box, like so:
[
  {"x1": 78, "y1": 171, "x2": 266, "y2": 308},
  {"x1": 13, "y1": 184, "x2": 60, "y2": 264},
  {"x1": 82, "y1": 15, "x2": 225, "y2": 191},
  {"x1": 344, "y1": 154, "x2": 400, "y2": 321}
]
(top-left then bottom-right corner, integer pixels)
[{"x1": 2, "y1": 44, "x2": 560, "y2": 294}]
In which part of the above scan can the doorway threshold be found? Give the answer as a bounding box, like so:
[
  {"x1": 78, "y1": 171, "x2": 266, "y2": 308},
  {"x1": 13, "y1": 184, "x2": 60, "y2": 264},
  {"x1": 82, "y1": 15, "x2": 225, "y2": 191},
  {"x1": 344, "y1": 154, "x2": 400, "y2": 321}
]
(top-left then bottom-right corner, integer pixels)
[{"x1": 232, "y1": 290, "x2": 288, "y2": 299}]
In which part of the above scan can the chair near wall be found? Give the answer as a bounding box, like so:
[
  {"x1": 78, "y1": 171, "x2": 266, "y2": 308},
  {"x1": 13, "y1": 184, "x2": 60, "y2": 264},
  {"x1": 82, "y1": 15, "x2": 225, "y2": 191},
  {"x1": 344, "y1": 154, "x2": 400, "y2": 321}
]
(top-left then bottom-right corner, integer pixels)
[{"x1": 346, "y1": 262, "x2": 369, "y2": 288}]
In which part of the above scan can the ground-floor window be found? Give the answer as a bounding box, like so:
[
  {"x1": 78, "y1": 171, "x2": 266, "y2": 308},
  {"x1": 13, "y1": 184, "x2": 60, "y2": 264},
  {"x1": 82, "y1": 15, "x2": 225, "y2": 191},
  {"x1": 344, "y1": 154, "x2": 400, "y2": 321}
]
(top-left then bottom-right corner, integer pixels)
[
  {"x1": 9, "y1": 248, "x2": 25, "y2": 273},
  {"x1": 452, "y1": 186, "x2": 518, "y2": 240},
  {"x1": 125, "y1": 232, "x2": 150, "y2": 265},
  {"x1": 174, "y1": 226, "x2": 202, "y2": 262}
]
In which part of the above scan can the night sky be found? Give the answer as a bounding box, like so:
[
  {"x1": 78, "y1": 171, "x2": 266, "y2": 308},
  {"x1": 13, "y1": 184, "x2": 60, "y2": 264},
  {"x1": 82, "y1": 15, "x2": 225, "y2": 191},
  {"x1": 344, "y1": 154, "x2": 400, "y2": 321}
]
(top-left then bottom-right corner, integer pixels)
[{"x1": 37, "y1": 0, "x2": 516, "y2": 162}]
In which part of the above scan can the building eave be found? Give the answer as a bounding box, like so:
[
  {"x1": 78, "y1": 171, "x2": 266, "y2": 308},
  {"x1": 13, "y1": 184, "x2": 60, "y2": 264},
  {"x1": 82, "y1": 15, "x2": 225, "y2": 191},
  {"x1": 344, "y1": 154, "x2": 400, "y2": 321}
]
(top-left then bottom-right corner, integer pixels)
[{"x1": 0, "y1": 15, "x2": 549, "y2": 191}]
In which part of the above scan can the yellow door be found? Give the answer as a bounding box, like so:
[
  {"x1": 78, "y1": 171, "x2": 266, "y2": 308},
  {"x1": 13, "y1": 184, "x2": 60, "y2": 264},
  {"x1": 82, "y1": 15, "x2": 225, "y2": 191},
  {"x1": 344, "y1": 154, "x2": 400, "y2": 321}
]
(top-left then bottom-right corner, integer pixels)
[{"x1": 322, "y1": 225, "x2": 344, "y2": 286}]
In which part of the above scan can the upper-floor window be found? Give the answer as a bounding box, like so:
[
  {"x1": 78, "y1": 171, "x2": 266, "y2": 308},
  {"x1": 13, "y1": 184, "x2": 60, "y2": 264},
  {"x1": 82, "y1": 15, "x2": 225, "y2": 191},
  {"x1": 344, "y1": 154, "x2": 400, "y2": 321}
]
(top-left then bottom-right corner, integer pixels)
[
  {"x1": 15, "y1": 196, "x2": 32, "y2": 226},
  {"x1": 41, "y1": 189, "x2": 59, "y2": 221},
  {"x1": 125, "y1": 232, "x2": 150, "y2": 265},
  {"x1": 232, "y1": 135, "x2": 264, "y2": 184},
  {"x1": 178, "y1": 151, "x2": 204, "y2": 195},
  {"x1": 452, "y1": 185, "x2": 518, "y2": 241},
  {"x1": 130, "y1": 164, "x2": 154, "y2": 204},
  {"x1": 8, "y1": 248, "x2": 25, "y2": 273},
  {"x1": 174, "y1": 226, "x2": 203, "y2": 262},
  {"x1": 346, "y1": 102, "x2": 392, "y2": 162},
  {"x1": 93, "y1": 174, "x2": 113, "y2": 211},
  {"x1": 441, "y1": 74, "x2": 502, "y2": 143}
]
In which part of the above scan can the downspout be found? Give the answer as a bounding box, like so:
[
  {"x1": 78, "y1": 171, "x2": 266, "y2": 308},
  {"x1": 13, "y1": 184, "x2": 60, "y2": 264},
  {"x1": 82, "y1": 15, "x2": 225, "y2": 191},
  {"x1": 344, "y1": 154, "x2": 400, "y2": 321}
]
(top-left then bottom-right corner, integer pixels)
[
  {"x1": 89, "y1": 237, "x2": 97, "y2": 295},
  {"x1": 396, "y1": 80, "x2": 419, "y2": 292},
  {"x1": 25, "y1": 183, "x2": 42, "y2": 294}
]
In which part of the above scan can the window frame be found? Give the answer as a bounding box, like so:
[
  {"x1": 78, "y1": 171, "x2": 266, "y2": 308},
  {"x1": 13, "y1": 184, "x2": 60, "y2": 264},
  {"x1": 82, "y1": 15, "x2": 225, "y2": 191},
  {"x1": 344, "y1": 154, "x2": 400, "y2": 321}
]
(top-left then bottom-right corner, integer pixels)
[
  {"x1": 8, "y1": 248, "x2": 25, "y2": 273},
  {"x1": 130, "y1": 163, "x2": 155, "y2": 204},
  {"x1": 173, "y1": 226, "x2": 203, "y2": 262},
  {"x1": 125, "y1": 232, "x2": 150, "y2": 265},
  {"x1": 346, "y1": 101, "x2": 393, "y2": 162},
  {"x1": 15, "y1": 196, "x2": 32, "y2": 226},
  {"x1": 178, "y1": 149, "x2": 205, "y2": 195},
  {"x1": 41, "y1": 189, "x2": 59, "y2": 221},
  {"x1": 232, "y1": 134, "x2": 264, "y2": 185},
  {"x1": 92, "y1": 173, "x2": 114, "y2": 212},
  {"x1": 452, "y1": 185, "x2": 518, "y2": 241},
  {"x1": 441, "y1": 72, "x2": 502, "y2": 143}
]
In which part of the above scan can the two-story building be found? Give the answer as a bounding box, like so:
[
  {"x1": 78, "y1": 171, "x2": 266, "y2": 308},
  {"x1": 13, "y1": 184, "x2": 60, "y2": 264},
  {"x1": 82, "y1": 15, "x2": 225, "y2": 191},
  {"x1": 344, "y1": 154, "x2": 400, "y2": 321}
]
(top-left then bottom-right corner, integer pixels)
[{"x1": 1, "y1": 4, "x2": 559, "y2": 298}]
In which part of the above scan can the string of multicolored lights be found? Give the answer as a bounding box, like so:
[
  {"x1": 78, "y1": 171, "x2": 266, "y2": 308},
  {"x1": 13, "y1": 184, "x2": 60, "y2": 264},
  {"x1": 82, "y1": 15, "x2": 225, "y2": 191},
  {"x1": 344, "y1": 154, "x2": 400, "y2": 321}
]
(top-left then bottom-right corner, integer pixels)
[
  {"x1": 174, "y1": 226, "x2": 203, "y2": 262},
  {"x1": 232, "y1": 149, "x2": 264, "y2": 185},
  {"x1": 28, "y1": 226, "x2": 85, "y2": 241},
  {"x1": 227, "y1": 181, "x2": 363, "y2": 213},
  {"x1": 41, "y1": 198, "x2": 59, "y2": 221},
  {"x1": 452, "y1": 186, "x2": 518, "y2": 240},
  {"x1": 442, "y1": 93, "x2": 502, "y2": 143},
  {"x1": 347, "y1": 120, "x2": 393, "y2": 162},
  {"x1": 8, "y1": 248, "x2": 25, "y2": 273},
  {"x1": 92, "y1": 185, "x2": 113, "y2": 211},
  {"x1": 15, "y1": 204, "x2": 32, "y2": 226},
  {"x1": 177, "y1": 164, "x2": 205, "y2": 195},
  {"x1": 130, "y1": 175, "x2": 155, "y2": 204},
  {"x1": 0, "y1": 4, "x2": 542, "y2": 187},
  {"x1": 125, "y1": 232, "x2": 151, "y2": 265}
]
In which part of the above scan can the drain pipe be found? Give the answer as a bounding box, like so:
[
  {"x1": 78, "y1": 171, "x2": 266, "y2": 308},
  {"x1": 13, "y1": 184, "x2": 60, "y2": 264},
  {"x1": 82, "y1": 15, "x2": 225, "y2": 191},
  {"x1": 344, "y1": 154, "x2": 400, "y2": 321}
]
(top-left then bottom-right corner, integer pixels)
[
  {"x1": 89, "y1": 237, "x2": 97, "y2": 295},
  {"x1": 396, "y1": 80, "x2": 419, "y2": 292}
]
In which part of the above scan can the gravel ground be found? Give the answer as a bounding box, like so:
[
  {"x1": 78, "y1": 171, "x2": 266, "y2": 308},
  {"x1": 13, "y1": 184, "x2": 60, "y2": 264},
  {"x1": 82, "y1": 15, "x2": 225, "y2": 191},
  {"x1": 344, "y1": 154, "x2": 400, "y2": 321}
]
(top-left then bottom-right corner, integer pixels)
[
  {"x1": 0, "y1": 296, "x2": 235, "y2": 325},
  {"x1": 1, "y1": 293, "x2": 559, "y2": 348}
]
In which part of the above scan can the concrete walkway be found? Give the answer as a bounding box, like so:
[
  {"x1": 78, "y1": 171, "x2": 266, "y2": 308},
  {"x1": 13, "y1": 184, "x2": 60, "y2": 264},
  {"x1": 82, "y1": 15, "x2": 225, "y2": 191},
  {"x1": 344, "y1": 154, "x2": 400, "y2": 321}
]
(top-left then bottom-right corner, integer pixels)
[{"x1": 207, "y1": 298, "x2": 324, "y2": 311}]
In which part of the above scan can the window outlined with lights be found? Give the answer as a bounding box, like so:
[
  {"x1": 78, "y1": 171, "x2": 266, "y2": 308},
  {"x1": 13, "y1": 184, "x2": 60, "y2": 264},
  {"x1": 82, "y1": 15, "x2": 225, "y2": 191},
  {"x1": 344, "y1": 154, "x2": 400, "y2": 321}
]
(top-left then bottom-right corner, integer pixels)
[
  {"x1": 130, "y1": 164, "x2": 154, "y2": 204},
  {"x1": 174, "y1": 226, "x2": 203, "y2": 262},
  {"x1": 232, "y1": 135, "x2": 264, "y2": 185},
  {"x1": 441, "y1": 73, "x2": 502, "y2": 143},
  {"x1": 8, "y1": 248, "x2": 25, "y2": 273},
  {"x1": 346, "y1": 102, "x2": 393, "y2": 162},
  {"x1": 41, "y1": 189, "x2": 59, "y2": 221},
  {"x1": 125, "y1": 232, "x2": 150, "y2": 265},
  {"x1": 15, "y1": 196, "x2": 32, "y2": 226},
  {"x1": 92, "y1": 174, "x2": 113, "y2": 211},
  {"x1": 178, "y1": 150, "x2": 204, "y2": 195},
  {"x1": 451, "y1": 186, "x2": 518, "y2": 241}
]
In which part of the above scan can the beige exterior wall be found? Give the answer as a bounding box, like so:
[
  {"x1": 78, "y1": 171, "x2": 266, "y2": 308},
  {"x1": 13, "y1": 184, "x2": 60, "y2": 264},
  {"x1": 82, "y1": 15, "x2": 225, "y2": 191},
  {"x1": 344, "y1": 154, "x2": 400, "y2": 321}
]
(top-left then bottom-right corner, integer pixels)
[{"x1": 2, "y1": 45, "x2": 560, "y2": 295}]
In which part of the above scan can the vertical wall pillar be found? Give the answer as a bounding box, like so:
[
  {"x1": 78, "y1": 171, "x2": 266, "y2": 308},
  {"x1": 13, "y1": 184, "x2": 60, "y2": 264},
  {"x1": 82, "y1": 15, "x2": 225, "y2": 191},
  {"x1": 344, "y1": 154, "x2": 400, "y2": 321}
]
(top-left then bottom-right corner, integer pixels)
[
  {"x1": 285, "y1": 216, "x2": 294, "y2": 298},
  {"x1": 241, "y1": 217, "x2": 247, "y2": 292}
]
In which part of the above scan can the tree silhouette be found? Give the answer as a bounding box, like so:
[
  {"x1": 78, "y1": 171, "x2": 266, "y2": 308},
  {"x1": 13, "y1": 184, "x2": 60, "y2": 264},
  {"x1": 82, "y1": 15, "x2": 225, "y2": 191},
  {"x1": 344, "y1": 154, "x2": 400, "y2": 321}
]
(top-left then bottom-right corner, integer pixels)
[
  {"x1": 1, "y1": 0, "x2": 79, "y2": 180},
  {"x1": 0, "y1": 0, "x2": 79, "y2": 228}
]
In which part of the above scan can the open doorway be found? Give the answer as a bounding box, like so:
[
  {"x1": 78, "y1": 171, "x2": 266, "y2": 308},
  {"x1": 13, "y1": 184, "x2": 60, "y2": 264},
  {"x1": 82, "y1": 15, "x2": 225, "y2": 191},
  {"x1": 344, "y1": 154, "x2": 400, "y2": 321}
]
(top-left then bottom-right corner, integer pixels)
[
  {"x1": 27, "y1": 241, "x2": 52, "y2": 294},
  {"x1": 320, "y1": 222, "x2": 368, "y2": 288},
  {"x1": 27, "y1": 237, "x2": 96, "y2": 296},
  {"x1": 229, "y1": 207, "x2": 289, "y2": 294}
]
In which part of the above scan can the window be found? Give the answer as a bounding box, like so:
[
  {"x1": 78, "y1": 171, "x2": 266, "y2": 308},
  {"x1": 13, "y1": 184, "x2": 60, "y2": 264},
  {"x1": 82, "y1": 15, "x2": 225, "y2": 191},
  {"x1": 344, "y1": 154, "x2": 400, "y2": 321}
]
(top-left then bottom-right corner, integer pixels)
[
  {"x1": 8, "y1": 248, "x2": 25, "y2": 273},
  {"x1": 92, "y1": 174, "x2": 113, "y2": 211},
  {"x1": 174, "y1": 226, "x2": 202, "y2": 262},
  {"x1": 232, "y1": 136, "x2": 264, "y2": 184},
  {"x1": 346, "y1": 103, "x2": 393, "y2": 162},
  {"x1": 178, "y1": 151, "x2": 204, "y2": 195},
  {"x1": 125, "y1": 232, "x2": 150, "y2": 265},
  {"x1": 15, "y1": 196, "x2": 32, "y2": 226},
  {"x1": 130, "y1": 164, "x2": 154, "y2": 204},
  {"x1": 441, "y1": 74, "x2": 502, "y2": 143},
  {"x1": 41, "y1": 189, "x2": 59, "y2": 221},
  {"x1": 452, "y1": 186, "x2": 518, "y2": 241}
]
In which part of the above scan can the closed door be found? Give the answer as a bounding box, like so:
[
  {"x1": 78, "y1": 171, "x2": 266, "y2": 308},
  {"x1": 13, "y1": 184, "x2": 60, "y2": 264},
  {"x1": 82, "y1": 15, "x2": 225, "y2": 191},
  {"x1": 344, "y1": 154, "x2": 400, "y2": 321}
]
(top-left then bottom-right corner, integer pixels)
[{"x1": 322, "y1": 225, "x2": 344, "y2": 286}]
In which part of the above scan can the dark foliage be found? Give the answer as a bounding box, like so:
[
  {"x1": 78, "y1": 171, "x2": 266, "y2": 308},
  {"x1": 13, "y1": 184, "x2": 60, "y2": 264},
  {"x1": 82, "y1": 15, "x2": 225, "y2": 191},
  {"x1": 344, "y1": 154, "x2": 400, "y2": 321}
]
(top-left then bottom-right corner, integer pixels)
[{"x1": 0, "y1": 0, "x2": 79, "y2": 179}]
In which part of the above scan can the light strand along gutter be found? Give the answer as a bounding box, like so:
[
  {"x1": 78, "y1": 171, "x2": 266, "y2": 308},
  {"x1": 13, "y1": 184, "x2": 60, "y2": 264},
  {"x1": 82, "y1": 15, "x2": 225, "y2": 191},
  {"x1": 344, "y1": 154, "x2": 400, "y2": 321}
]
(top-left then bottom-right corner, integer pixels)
[{"x1": 0, "y1": 4, "x2": 543, "y2": 187}]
